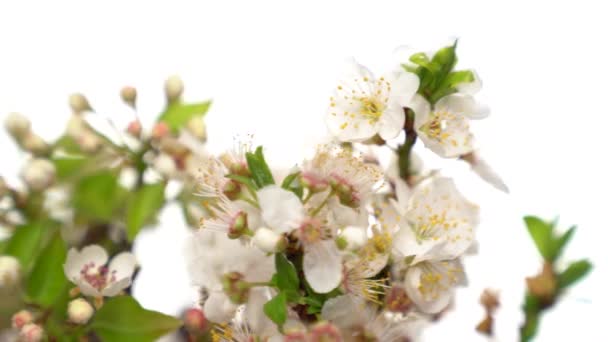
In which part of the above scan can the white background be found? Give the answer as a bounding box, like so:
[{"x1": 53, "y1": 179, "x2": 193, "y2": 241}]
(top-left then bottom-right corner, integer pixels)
[{"x1": 1, "y1": 1, "x2": 606, "y2": 340}]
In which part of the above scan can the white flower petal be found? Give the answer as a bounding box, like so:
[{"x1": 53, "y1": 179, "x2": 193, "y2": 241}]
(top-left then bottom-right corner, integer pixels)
[
  {"x1": 404, "y1": 260, "x2": 464, "y2": 314},
  {"x1": 471, "y1": 158, "x2": 509, "y2": 193},
  {"x1": 405, "y1": 177, "x2": 479, "y2": 260},
  {"x1": 79, "y1": 245, "x2": 109, "y2": 266},
  {"x1": 76, "y1": 280, "x2": 102, "y2": 297},
  {"x1": 321, "y1": 294, "x2": 365, "y2": 328},
  {"x1": 64, "y1": 245, "x2": 108, "y2": 281},
  {"x1": 389, "y1": 71, "x2": 420, "y2": 106},
  {"x1": 108, "y1": 252, "x2": 137, "y2": 281},
  {"x1": 203, "y1": 292, "x2": 238, "y2": 323},
  {"x1": 378, "y1": 103, "x2": 405, "y2": 140},
  {"x1": 303, "y1": 240, "x2": 342, "y2": 293},
  {"x1": 456, "y1": 70, "x2": 482, "y2": 95},
  {"x1": 409, "y1": 94, "x2": 431, "y2": 129},
  {"x1": 257, "y1": 185, "x2": 304, "y2": 233},
  {"x1": 326, "y1": 113, "x2": 378, "y2": 142},
  {"x1": 435, "y1": 94, "x2": 476, "y2": 118},
  {"x1": 101, "y1": 277, "x2": 131, "y2": 297}
]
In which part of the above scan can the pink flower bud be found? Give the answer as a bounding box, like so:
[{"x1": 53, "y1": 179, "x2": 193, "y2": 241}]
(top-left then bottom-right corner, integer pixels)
[
  {"x1": 152, "y1": 122, "x2": 170, "y2": 139},
  {"x1": 127, "y1": 120, "x2": 142, "y2": 137},
  {"x1": 11, "y1": 310, "x2": 33, "y2": 329},
  {"x1": 184, "y1": 308, "x2": 207, "y2": 334},
  {"x1": 20, "y1": 323, "x2": 43, "y2": 342}
]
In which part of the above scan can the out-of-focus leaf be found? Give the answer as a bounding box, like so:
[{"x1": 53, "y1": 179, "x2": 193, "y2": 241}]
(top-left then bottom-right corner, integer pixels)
[
  {"x1": 126, "y1": 183, "x2": 166, "y2": 241},
  {"x1": 26, "y1": 233, "x2": 69, "y2": 307},
  {"x1": 158, "y1": 101, "x2": 211, "y2": 133},
  {"x1": 4, "y1": 222, "x2": 47, "y2": 271},
  {"x1": 72, "y1": 172, "x2": 122, "y2": 221},
  {"x1": 91, "y1": 296, "x2": 182, "y2": 342},
  {"x1": 53, "y1": 156, "x2": 89, "y2": 180},
  {"x1": 558, "y1": 259, "x2": 592, "y2": 289},
  {"x1": 409, "y1": 52, "x2": 438, "y2": 72},
  {"x1": 524, "y1": 216, "x2": 554, "y2": 261},
  {"x1": 552, "y1": 225, "x2": 576, "y2": 261}
]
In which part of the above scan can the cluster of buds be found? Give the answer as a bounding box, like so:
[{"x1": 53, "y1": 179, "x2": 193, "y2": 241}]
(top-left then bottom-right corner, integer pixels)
[{"x1": 11, "y1": 310, "x2": 43, "y2": 342}]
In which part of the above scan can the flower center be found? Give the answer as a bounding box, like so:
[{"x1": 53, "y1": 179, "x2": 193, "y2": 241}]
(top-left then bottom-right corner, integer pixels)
[
  {"x1": 299, "y1": 219, "x2": 323, "y2": 244},
  {"x1": 359, "y1": 97, "x2": 385, "y2": 123},
  {"x1": 80, "y1": 262, "x2": 115, "y2": 291}
]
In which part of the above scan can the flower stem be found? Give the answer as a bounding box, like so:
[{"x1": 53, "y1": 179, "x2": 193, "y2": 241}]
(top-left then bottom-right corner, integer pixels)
[
  {"x1": 397, "y1": 108, "x2": 417, "y2": 182},
  {"x1": 310, "y1": 190, "x2": 335, "y2": 217}
]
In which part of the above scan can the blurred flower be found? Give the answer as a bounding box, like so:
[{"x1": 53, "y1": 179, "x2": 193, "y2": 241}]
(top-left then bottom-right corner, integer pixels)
[
  {"x1": 326, "y1": 60, "x2": 419, "y2": 142},
  {"x1": 20, "y1": 323, "x2": 44, "y2": 342},
  {"x1": 0, "y1": 255, "x2": 21, "y2": 288},
  {"x1": 20, "y1": 158, "x2": 56, "y2": 191},
  {"x1": 120, "y1": 86, "x2": 137, "y2": 108},
  {"x1": 63, "y1": 245, "x2": 137, "y2": 297}
]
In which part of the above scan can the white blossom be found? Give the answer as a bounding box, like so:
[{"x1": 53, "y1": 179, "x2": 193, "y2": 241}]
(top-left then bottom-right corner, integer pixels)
[
  {"x1": 21, "y1": 158, "x2": 56, "y2": 191},
  {"x1": 326, "y1": 60, "x2": 419, "y2": 142},
  {"x1": 63, "y1": 245, "x2": 137, "y2": 297},
  {"x1": 413, "y1": 93, "x2": 488, "y2": 158},
  {"x1": 0, "y1": 255, "x2": 21, "y2": 288}
]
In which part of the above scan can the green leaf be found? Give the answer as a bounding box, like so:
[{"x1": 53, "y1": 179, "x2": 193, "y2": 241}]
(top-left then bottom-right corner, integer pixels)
[
  {"x1": 72, "y1": 172, "x2": 122, "y2": 221},
  {"x1": 275, "y1": 253, "x2": 299, "y2": 292},
  {"x1": 4, "y1": 222, "x2": 47, "y2": 272},
  {"x1": 158, "y1": 101, "x2": 211, "y2": 133},
  {"x1": 245, "y1": 146, "x2": 275, "y2": 188},
  {"x1": 91, "y1": 296, "x2": 182, "y2": 342},
  {"x1": 126, "y1": 183, "x2": 166, "y2": 241},
  {"x1": 552, "y1": 225, "x2": 576, "y2": 261},
  {"x1": 281, "y1": 172, "x2": 300, "y2": 189},
  {"x1": 53, "y1": 156, "x2": 89, "y2": 180},
  {"x1": 558, "y1": 259, "x2": 592, "y2": 289},
  {"x1": 409, "y1": 52, "x2": 438, "y2": 72},
  {"x1": 431, "y1": 41, "x2": 458, "y2": 83},
  {"x1": 524, "y1": 216, "x2": 554, "y2": 261},
  {"x1": 263, "y1": 292, "x2": 287, "y2": 327},
  {"x1": 26, "y1": 233, "x2": 69, "y2": 307},
  {"x1": 226, "y1": 173, "x2": 259, "y2": 192},
  {"x1": 443, "y1": 70, "x2": 475, "y2": 88}
]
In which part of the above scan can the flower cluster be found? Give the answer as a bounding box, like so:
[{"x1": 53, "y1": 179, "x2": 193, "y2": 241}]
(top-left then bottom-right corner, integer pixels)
[{"x1": 185, "y1": 41, "x2": 507, "y2": 341}]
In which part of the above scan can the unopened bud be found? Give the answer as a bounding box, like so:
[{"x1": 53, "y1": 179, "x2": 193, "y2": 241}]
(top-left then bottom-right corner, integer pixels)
[
  {"x1": 67, "y1": 298, "x2": 94, "y2": 324},
  {"x1": 66, "y1": 115, "x2": 87, "y2": 138},
  {"x1": 154, "y1": 153, "x2": 177, "y2": 177},
  {"x1": 221, "y1": 272, "x2": 250, "y2": 304},
  {"x1": 222, "y1": 179, "x2": 242, "y2": 201},
  {"x1": 480, "y1": 289, "x2": 500, "y2": 313},
  {"x1": 69, "y1": 93, "x2": 92, "y2": 114},
  {"x1": 0, "y1": 255, "x2": 21, "y2": 288},
  {"x1": 385, "y1": 286, "x2": 412, "y2": 313},
  {"x1": 227, "y1": 212, "x2": 248, "y2": 239},
  {"x1": 11, "y1": 310, "x2": 33, "y2": 329},
  {"x1": 184, "y1": 308, "x2": 207, "y2": 334},
  {"x1": 19, "y1": 323, "x2": 44, "y2": 342},
  {"x1": 329, "y1": 175, "x2": 358, "y2": 208},
  {"x1": 77, "y1": 132, "x2": 102, "y2": 153},
  {"x1": 127, "y1": 120, "x2": 142, "y2": 137},
  {"x1": 152, "y1": 122, "x2": 170, "y2": 139},
  {"x1": 4, "y1": 112, "x2": 31, "y2": 138},
  {"x1": 526, "y1": 262, "x2": 557, "y2": 305},
  {"x1": 308, "y1": 322, "x2": 342, "y2": 342},
  {"x1": 21, "y1": 133, "x2": 49, "y2": 155},
  {"x1": 253, "y1": 227, "x2": 284, "y2": 253},
  {"x1": 186, "y1": 117, "x2": 207, "y2": 141},
  {"x1": 120, "y1": 86, "x2": 137, "y2": 108},
  {"x1": 339, "y1": 226, "x2": 367, "y2": 250},
  {"x1": 164, "y1": 75, "x2": 184, "y2": 103},
  {"x1": 21, "y1": 159, "x2": 56, "y2": 192},
  {"x1": 300, "y1": 173, "x2": 328, "y2": 193}
]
